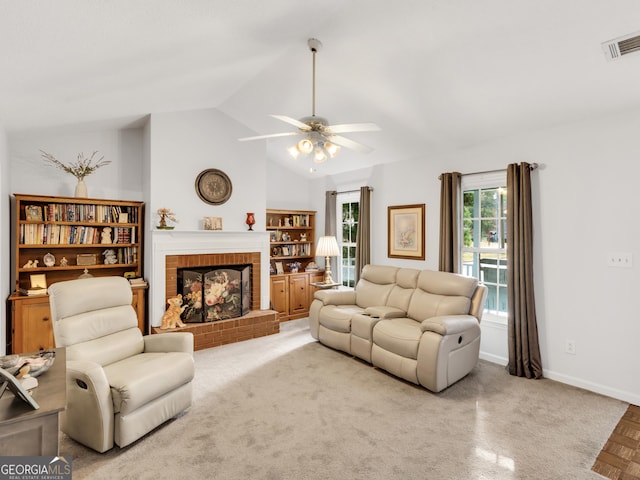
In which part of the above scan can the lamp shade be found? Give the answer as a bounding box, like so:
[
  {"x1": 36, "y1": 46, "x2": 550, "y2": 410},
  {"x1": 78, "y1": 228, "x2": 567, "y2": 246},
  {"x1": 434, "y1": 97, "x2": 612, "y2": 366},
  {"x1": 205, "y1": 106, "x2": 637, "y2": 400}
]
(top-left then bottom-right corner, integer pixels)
[{"x1": 316, "y1": 236, "x2": 340, "y2": 257}]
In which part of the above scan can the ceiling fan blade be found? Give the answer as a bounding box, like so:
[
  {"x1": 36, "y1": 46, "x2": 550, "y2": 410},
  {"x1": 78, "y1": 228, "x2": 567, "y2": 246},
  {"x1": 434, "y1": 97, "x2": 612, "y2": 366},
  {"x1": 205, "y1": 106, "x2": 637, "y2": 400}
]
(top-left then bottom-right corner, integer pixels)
[
  {"x1": 239, "y1": 131, "x2": 301, "y2": 142},
  {"x1": 328, "y1": 134, "x2": 374, "y2": 153},
  {"x1": 325, "y1": 122, "x2": 381, "y2": 134},
  {"x1": 270, "y1": 115, "x2": 311, "y2": 131}
]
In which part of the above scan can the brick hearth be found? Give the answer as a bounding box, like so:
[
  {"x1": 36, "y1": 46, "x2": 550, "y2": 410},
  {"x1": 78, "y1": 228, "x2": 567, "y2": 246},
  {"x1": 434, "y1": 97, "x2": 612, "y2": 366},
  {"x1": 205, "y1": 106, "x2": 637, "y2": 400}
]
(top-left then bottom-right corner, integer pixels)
[{"x1": 154, "y1": 251, "x2": 279, "y2": 350}]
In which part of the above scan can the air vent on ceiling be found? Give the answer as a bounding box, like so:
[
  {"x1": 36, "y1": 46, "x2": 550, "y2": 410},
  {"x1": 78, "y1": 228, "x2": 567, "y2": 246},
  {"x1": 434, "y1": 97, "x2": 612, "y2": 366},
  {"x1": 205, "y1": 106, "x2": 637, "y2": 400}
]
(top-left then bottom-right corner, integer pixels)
[{"x1": 602, "y1": 31, "x2": 640, "y2": 61}]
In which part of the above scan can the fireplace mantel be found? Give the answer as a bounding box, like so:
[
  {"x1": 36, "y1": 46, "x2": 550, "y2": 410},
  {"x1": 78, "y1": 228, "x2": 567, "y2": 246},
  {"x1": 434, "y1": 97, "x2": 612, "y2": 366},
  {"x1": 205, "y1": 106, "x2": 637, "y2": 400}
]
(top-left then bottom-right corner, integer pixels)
[{"x1": 147, "y1": 230, "x2": 271, "y2": 328}]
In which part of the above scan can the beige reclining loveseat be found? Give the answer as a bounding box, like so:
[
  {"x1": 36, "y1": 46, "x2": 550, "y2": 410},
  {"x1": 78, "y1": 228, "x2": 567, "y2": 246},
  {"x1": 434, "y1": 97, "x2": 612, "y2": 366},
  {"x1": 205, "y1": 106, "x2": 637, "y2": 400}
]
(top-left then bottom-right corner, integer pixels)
[{"x1": 309, "y1": 265, "x2": 487, "y2": 392}]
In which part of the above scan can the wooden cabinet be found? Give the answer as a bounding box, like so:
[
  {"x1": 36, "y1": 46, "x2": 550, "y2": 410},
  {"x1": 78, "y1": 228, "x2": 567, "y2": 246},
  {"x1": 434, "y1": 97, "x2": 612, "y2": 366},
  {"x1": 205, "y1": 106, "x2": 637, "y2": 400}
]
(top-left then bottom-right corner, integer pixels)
[
  {"x1": 270, "y1": 272, "x2": 320, "y2": 322},
  {"x1": 7, "y1": 289, "x2": 147, "y2": 354},
  {"x1": 9, "y1": 296, "x2": 54, "y2": 354},
  {"x1": 7, "y1": 193, "x2": 146, "y2": 353}
]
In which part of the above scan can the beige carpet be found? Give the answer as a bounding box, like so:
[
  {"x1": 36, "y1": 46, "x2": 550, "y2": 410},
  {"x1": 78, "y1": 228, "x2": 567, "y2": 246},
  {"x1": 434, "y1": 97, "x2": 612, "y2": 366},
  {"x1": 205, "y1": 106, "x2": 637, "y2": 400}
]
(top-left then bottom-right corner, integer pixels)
[{"x1": 61, "y1": 318, "x2": 628, "y2": 479}]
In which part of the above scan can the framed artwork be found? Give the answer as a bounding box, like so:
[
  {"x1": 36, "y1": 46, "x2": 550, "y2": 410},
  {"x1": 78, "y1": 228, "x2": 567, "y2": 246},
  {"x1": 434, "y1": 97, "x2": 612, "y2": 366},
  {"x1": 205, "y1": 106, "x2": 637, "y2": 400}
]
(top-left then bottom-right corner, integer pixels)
[
  {"x1": 270, "y1": 231, "x2": 277, "y2": 242},
  {"x1": 275, "y1": 262, "x2": 284, "y2": 274},
  {"x1": 388, "y1": 204, "x2": 425, "y2": 260},
  {"x1": 30, "y1": 273, "x2": 47, "y2": 289},
  {"x1": 25, "y1": 205, "x2": 43, "y2": 221}
]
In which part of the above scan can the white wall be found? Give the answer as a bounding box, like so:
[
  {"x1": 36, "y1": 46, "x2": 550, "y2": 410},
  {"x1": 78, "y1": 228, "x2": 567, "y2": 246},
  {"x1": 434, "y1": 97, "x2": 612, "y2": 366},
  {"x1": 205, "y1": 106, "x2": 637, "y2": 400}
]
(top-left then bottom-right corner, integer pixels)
[
  {"x1": 9, "y1": 128, "x2": 144, "y2": 201},
  {"x1": 147, "y1": 108, "x2": 265, "y2": 231},
  {"x1": 310, "y1": 108, "x2": 640, "y2": 405},
  {"x1": 0, "y1": 126, "x2": 8, "y2": 355}
]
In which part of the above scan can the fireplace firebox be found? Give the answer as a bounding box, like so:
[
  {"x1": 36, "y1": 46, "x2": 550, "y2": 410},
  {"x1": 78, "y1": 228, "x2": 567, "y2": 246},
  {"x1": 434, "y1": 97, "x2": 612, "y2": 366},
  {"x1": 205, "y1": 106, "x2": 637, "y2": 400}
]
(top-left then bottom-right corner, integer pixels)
[{"x1": 177, "y1": 264, "x2": 251, "y2": 322}]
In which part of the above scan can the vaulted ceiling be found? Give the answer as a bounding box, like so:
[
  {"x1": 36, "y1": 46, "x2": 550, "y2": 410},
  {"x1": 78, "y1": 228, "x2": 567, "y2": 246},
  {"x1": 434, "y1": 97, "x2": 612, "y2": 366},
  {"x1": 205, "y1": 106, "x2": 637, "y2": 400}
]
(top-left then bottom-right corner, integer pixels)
[{"x1": 2, "y1": 0, "x2": 640, "y2": 178}]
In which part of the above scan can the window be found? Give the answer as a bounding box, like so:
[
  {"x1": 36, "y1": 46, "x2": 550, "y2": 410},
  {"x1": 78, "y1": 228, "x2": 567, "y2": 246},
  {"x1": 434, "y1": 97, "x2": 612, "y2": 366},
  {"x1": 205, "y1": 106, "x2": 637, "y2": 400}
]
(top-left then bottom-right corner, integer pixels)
[
  {"x1": 337, "y1": 193, "x2": 359, "y2": 287},
  {"x1": 461, "y1": 172, "x2": 507, "y2": 321}
]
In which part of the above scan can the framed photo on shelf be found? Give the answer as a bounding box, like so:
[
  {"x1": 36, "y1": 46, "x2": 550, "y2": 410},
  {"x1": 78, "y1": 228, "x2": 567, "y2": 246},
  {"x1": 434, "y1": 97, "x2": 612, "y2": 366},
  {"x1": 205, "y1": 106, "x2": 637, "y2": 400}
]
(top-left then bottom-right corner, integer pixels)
[
  {"x1": 270, "y1": 231, "x2": 277, "y2": 242},
  {"x1": 25, "y1": 205, "x2": 43, "y2": 221},
  {"x1": 275, "y1": 262, "x2": 284, "y2": 274},
  {"x1": 388, "y1": 204, "x2": 425, "y2": 260},
  {"x1": 30, "y1": 273, "x2": 47, "y2": 289},
  {"x1": 0, "y1": 367, "x2": 40, "y2": 410}
]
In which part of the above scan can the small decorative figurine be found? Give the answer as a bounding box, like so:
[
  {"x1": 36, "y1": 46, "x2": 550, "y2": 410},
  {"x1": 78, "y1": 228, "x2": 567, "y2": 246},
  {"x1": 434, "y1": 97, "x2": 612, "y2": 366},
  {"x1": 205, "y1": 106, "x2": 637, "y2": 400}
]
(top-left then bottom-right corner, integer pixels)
[
  {"x1": 60, "y1": 257, "x2": 69, "y2": 267},
  {"x1": 102, "y1": 249, "x2": 117, "y2": 264},
  {"x1": 101, "y1": 227, "x2": 112, "y2": 244}
]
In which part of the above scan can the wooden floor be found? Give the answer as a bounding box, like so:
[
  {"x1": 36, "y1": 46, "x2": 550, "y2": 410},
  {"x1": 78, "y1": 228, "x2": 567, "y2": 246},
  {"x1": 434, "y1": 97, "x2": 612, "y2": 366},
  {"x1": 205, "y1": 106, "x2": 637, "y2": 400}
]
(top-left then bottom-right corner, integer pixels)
[{"x1": 593, "y1": 404, "x2": 640, "y2": 479}]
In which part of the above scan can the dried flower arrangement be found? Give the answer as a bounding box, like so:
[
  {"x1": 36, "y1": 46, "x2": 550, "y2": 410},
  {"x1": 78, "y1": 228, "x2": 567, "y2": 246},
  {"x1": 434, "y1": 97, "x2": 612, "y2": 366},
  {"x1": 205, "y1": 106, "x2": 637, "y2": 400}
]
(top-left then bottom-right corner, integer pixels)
[
  {"x1": 157, "y1": 208, "x2": 178, "y2": 229},
  {"x1": 40, "y1": 150, "x2": 111, "y2": 181}
]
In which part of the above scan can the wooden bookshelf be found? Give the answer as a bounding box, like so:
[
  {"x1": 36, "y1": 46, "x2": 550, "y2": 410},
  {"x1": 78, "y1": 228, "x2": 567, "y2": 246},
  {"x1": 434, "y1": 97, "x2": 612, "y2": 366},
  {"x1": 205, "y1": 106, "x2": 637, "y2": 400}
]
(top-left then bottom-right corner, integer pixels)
[{"x1": 7, "y1": 194, "x2": 146, "y2": 353}]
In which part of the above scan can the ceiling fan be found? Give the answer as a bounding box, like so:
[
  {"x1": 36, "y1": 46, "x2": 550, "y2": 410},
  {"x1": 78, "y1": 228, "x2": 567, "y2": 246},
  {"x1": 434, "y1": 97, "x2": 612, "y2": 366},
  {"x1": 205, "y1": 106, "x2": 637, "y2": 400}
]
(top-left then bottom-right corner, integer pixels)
[{"x1": 239, "y1": 38, "x2": 380, "y2": 163}]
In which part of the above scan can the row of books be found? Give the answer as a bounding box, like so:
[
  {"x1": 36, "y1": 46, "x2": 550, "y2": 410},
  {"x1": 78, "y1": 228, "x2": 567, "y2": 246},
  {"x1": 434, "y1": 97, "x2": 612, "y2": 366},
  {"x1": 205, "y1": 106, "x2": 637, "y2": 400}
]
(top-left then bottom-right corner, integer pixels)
[
  {"x1": 117, "y1": 247, "x2": 138, "y2": 265},
  {"x1": 20, "y1": 224, "x2": 136, "y2": 245},
  {"x1": 32, "y1": 203, "x2": 139, "y2": 224},
  {"x1": 273, "y1": 243, "x2": 312, "y2": 257}
]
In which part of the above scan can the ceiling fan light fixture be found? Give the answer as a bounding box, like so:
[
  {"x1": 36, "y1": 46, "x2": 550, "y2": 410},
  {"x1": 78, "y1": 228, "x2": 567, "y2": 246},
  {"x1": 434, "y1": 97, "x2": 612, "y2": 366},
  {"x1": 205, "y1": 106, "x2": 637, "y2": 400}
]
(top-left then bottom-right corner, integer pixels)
[
  {"x1": 314, "y1": 147, "x2": 328, "y2": 163},
  {"x1": 298, "y1": 137, "x2": 314, "y2": 154},
  {"x1": 288, "y1": 145, "x2": 301, "y2": 159},
  {"x1": 325, "y1": 142, "x2": 340, "y2": 157}
]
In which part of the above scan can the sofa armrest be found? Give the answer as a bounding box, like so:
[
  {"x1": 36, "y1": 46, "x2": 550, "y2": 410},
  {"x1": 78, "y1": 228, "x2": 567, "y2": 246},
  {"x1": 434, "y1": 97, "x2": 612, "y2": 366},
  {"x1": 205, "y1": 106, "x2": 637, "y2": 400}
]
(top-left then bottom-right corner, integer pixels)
[
  {"x1": 65, "y1": 359, "x2": 115, "y2": 453},
  {"x1": 314, "y1": 289, "x2": 356, "y2": 305},
  {"x1": 420, "y1": 315, "x2": 479, "y2": 335},
  {"x1": 144, "y1": 332, "x2": 194, "y2": 355},
  {"x1": 364, "y1": 306, "x2": 406, "y2": 319}
]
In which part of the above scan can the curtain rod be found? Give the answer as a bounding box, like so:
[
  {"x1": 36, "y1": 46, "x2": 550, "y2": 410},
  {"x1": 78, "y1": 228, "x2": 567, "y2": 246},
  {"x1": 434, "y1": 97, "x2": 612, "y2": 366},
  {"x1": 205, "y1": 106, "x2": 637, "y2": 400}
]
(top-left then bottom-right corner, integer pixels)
[
  {"x1": 332, "y1": 187, "x2": 374, "y2": 195},
  {"x1": 438, "y1": 163, "x2": 539, "y2": 180}
]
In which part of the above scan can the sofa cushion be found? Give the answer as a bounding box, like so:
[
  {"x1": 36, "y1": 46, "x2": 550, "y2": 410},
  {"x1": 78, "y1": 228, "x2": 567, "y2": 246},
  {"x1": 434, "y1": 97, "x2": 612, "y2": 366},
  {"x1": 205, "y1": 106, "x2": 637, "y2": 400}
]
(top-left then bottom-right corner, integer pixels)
[
  {"x1": 104, "y1": 352, "x2": 195, "y2": 415},
  {"x1": 355, "y1": 279, "x2": 395, "y2": 309},
  {"x1": 407, "y1": 290, "x2": 471, "y2": 322},
  {"x1": 417, "y1": 270, "x2": 478, "y2": 297},
  {"x1": 319, "y1": 305, "x2": 364, "y2": 333},
  {"x1": 373, "y1": 318, "x2": 422, "y2": 359}
]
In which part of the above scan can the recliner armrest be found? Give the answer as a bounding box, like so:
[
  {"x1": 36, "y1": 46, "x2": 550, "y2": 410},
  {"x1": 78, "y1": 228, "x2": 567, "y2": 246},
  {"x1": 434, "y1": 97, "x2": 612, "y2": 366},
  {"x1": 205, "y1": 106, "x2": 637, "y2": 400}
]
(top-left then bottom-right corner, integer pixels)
[
  {"x1": 65, "y1": 359, "x2": 115, "y2": 453},
  {"x1": 144, "y1": 332, "x2": 194, "y2": 355},
  {"x1": 314, "y1": 290, "x2": 356, "y2": 305},
  {"x1": 364, "y1": 306, "x2": 406, "y2": 319},
  {"x1": 420, "y1": 315, "x2": 479, "y2": 335}
]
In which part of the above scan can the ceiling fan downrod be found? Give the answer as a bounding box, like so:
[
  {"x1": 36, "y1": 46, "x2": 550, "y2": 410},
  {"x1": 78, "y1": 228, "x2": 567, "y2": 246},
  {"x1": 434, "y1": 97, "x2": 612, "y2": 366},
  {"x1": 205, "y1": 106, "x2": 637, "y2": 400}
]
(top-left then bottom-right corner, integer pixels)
[{"x1": 308, "y1": 38, "x2": 322, "y2": 118}]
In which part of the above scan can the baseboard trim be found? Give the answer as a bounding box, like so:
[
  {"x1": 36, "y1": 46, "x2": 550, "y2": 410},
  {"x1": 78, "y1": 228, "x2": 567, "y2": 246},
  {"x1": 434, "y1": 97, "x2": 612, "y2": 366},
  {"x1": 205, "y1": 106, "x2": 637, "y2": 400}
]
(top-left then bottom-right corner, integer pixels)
[
  {"x1": 479, "y1": 352, "x2": 507, "y2": 365},
  {"x1": 478, "y1": 355, "x2": 637, "y2": 405},
  {"x1": 543, "y1": 369, "x2": 639, "y2": 406}
]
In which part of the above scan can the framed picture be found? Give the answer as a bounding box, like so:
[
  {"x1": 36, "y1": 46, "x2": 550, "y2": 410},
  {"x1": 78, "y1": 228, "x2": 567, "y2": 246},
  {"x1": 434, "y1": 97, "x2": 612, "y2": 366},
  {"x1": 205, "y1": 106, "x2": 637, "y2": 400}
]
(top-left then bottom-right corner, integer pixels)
[
  {"x1": 30, "y1": 273, "x2": 47, "y2": 289},
  {"x1": 275, "y1": 262, "x2": 284, "y2": 274},
  {"x1": 270, "y1": 231, "x2": 277, "y2": 242},
  {"x1": 0, "y1": 367, "x2": 40, "y2": 410},
  {"x1": 25, "y1": 205, "x2": 43, "y2": 221},
  {"x1": 388, "y1": 204, "x2": 425, "y2": 260},
  {"x1": 203, "y1": 217, "x2": 223, "y2": 231}
]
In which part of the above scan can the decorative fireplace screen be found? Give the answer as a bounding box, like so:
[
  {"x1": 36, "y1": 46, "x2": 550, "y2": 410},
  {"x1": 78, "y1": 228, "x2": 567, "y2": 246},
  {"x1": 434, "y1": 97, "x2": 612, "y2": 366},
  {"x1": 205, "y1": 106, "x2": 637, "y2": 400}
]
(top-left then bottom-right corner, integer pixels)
[{"x1": 177, "y1": 265, "x2": 251, "y2": 322}]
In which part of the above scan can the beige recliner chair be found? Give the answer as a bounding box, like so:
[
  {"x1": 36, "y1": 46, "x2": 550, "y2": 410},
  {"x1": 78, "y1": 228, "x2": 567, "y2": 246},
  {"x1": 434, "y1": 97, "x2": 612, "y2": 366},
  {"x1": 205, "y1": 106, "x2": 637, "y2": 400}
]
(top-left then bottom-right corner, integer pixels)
[{"x1": 48, "y1": 276, "x2": 194, "y2": 453}]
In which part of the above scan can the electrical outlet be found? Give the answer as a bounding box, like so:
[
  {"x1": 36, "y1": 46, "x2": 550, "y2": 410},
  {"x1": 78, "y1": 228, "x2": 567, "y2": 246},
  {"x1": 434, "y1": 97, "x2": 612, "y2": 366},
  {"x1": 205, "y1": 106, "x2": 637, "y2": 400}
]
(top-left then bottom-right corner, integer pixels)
[
  {"x1": 566, "y1": 340, "x2": 576, "y2": 355},
  {"x1": 607, "y1": 252, "x2": 633, "y2": 268}
]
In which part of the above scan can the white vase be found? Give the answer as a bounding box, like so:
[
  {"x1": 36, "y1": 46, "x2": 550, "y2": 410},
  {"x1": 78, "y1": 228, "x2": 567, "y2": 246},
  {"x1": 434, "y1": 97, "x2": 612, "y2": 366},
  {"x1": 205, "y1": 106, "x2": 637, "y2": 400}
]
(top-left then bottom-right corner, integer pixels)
[{"x1": 75, "y1": 179, "x2": 88, "y2": 198}]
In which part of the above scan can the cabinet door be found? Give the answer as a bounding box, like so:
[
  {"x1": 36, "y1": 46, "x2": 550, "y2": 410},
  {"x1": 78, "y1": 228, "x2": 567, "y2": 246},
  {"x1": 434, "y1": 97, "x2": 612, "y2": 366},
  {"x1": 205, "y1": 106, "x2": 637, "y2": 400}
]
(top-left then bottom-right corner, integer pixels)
[
  {"x1": 289, "y1": 274, "x2": 309, "y2": 315},
  {"x1": 13, "y1": 300, "x2": 55, "y2": 353},
  {"x1": 270, "y1": 276, "x2": 289, "y2": 317}
]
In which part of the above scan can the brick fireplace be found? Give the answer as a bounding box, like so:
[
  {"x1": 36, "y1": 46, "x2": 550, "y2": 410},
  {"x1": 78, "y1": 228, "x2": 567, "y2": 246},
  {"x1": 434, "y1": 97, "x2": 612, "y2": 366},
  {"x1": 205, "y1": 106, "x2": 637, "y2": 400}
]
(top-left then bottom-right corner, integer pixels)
[{"x1": 148, "y1": 231, "x2": 276, "y2": 350}]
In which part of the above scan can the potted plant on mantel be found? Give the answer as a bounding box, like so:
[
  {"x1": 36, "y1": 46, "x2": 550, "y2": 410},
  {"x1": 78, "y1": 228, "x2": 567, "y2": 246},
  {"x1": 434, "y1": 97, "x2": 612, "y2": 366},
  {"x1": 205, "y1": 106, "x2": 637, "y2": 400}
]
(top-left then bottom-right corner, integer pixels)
[{"x1": 40, "y1": 150, "x2": 111, "y2": 198}]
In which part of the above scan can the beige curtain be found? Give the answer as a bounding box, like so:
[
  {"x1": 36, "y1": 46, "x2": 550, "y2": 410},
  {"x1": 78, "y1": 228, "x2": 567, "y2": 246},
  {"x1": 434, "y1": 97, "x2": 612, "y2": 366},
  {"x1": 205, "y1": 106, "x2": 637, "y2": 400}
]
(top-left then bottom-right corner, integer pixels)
[
  {"x1": 507, "y1": 162, "x2": 543, "y2": 379},
  {"x1": 438, "y1": 172, "x2": 461, "y2": 273},
  {"x1": 355, "y1": 186, "x2": 371, "y2": 283}
]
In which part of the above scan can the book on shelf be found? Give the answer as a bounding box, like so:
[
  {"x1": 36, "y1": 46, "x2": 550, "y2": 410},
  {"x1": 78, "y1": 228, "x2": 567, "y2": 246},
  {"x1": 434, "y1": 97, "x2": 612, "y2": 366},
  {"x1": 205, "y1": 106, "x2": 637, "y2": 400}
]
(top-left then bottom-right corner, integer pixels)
[
  {"x1": 18, "y1": 287, "x2": 47, "y2": 296},
  {"x1": 128, "y1": 277, "x2": 148, "y2": 287}
]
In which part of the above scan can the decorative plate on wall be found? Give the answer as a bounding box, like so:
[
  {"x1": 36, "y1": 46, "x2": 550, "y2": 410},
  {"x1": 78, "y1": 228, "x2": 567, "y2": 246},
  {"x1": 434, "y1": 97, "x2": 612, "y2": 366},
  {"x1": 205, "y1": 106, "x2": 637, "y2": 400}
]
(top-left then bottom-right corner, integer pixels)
[{"x1": 195, "y1": 169, "x2": 232, "y2": 205}]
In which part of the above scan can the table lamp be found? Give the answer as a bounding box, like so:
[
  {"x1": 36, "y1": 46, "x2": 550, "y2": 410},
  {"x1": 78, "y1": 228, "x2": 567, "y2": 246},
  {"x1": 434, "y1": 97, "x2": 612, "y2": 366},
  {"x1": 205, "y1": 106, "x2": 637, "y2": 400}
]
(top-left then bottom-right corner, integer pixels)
[{"x1": 316, "y1": 235, "x2": 340, "y2": 284}]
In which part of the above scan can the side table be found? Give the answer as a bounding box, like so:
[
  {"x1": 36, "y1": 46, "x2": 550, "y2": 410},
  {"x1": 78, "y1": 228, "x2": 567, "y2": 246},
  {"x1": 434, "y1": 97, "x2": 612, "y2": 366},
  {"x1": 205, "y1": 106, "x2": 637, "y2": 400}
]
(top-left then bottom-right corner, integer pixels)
[{"x1": 0, "y1": 348, "x2": 66, "y2": 456}]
